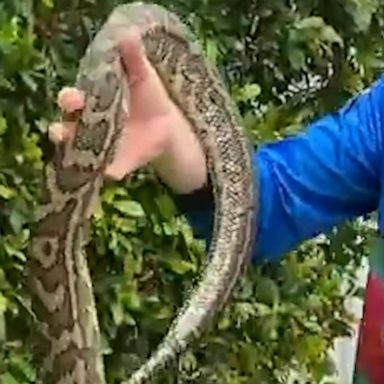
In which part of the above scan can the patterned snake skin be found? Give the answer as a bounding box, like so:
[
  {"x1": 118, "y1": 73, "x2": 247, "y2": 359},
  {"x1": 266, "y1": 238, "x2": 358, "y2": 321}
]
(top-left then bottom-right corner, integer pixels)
[{"x1": 28, "y1": 2, "x2": 256, "y2": 383}]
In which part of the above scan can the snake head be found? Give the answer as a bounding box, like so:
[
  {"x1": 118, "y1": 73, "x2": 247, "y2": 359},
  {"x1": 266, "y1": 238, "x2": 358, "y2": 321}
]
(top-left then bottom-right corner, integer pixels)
[{"x1": 77, "y1": 47, "x2": 124, "y2": 113}]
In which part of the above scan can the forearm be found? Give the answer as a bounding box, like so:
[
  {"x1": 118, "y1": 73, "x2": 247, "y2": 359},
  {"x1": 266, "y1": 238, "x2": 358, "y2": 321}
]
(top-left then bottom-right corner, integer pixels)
[{"x1": 152, "y1": 108, "x2": 208, "y2": 194}]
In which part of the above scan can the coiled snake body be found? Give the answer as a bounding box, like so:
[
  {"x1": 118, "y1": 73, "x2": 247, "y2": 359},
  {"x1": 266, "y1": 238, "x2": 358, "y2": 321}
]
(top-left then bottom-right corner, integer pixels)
[{"x1": 28, "y1": 2, "x2": 256, "y2": 383}]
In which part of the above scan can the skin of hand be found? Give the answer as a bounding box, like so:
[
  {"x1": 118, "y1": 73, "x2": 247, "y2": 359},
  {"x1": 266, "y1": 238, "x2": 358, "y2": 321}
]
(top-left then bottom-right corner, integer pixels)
[{"x1": 49, "y1": 31, "x2": 207, "y2": 194}]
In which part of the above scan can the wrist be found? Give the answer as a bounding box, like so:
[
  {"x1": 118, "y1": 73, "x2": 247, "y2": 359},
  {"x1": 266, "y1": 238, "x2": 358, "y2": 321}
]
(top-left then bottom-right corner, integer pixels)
[{"x1": 152, "y1": 109, "x2": 207, "y2": 194}]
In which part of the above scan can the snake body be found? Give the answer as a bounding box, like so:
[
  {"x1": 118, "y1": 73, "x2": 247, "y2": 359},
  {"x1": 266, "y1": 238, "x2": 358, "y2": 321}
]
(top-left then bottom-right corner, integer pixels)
[{"x1": 28, "y1": 2, "x2": 256, "y2": 383}]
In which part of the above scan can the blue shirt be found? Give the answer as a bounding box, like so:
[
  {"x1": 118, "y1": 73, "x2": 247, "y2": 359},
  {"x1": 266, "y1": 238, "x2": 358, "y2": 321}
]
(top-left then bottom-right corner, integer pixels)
[{"x1": 176, "y1": 75, "x2": 384, "y2": 264}]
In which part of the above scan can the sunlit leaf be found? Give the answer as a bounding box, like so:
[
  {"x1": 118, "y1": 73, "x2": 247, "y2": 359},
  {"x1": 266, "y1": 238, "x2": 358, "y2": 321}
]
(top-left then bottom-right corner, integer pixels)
[{"x1": 114, "y1": 200, "x2": 145, "y2": 218}]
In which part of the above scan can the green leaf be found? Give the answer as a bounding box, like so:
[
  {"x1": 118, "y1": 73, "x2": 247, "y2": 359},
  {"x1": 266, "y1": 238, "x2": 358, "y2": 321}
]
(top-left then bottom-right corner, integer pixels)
[
  {"x1": 0, "y1": 293, "x2": 7, "y2": 313},
  {"x1": 114, "y1": 200, "x2": 145, "y2": 218},
  {"x1": 242, "y1": 83, "x2": 261, "y2": 100},
  {"x1": 204, "y1": 37, "x2": 219, "y2": 65},
  {"x1": 155, "y1": 193, "x2": 175, "y2": 220},
  {"x1": 111, "y1": 303, "x2": 124, "y2": 325},
  {"x1": 121, "y1": 288, "x2": 141, "y2": 310},
  {"x1": 345, "y1": 0, "x2": 379, "y2": 32},
  {"x1": 322, "y1": 25, "x2": 343, "y2": 46},
  {"x1": 165, "y1": 258, "x2": 197, "y2": 274},
  {"x1": 0, "y1": 115, "x2": 7, "y2": 135},
  {"x1": 1, "y1": 373, "x2": 19, "y2": 384},
  {"x1": 20, "y1": 71, "x2": 37, "y2": 92},
  {"x1": 255, "y1": 277, "x2": 280, "y2": 305},
  {"x1": 287, "y1": 46, "x2": 306, "y2": 71},
  {"x1": 42, "y1": 0, "x2": 54, "y2": 8},
  {"x1": 9, "y1": 209, "x2": 27, "y2": 233},
  {"x1": 0, "y1": 184, "x2": 15, "y2": 199},
  {"x1": 296, "y1": 16, "x2": 325, "y2": 30}
]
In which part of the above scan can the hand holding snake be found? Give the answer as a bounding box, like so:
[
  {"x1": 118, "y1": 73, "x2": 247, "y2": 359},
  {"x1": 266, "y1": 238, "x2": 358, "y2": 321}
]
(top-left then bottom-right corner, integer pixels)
[
  {"x1": 30, "y1": 3, "x2": 254, "y2": 383},
  {"x1": 50, "y1": 31, "x2": 207, "y2": 194}
]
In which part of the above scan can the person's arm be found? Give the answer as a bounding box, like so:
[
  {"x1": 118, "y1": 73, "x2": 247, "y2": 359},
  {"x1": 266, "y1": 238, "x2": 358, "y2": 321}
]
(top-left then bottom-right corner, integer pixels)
[{"x1": 175, "y1": 75, "x2": 384, "y2": 263}]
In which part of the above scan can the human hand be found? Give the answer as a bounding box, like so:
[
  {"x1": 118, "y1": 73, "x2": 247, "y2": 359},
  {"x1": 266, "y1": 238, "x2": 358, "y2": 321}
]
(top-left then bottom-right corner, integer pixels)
[{"x1": 49, "y1": 31, "x2": 207, "y2": 193}]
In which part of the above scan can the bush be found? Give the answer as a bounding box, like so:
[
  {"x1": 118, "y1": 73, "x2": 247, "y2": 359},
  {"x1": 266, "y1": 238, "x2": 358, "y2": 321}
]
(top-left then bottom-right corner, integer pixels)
[{"x1": 0, "y1": 0, "x2": 382, "y2": 382}]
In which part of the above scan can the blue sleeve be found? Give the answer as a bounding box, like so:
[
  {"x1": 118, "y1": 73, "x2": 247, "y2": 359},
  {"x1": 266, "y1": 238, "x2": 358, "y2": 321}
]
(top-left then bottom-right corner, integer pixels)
[{"x1": 175, "y1": 75, "x2": 384, "y2": 264}]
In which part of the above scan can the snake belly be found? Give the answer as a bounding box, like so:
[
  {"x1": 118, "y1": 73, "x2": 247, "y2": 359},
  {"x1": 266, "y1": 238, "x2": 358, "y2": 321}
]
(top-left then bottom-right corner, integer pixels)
[{"x1": 28, "y1": 2, "x2": 256, "y2": 384}]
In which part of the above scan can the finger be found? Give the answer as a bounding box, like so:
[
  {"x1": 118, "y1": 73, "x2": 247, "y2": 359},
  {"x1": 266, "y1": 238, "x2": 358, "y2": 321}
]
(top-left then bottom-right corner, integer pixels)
[
  {"x1": 118, "y1": 30, "x2": 148, "y2": 84},
  {"x1": 48, "y1": 122, "x2": 72, "y2": 144},
  {"x1": 57, "y1": 87, "x2": 85, "y2": 113}
]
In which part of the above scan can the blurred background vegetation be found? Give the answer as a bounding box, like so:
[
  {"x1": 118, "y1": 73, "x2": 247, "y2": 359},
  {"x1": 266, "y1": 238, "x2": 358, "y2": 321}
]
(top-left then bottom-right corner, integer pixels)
[{"x1": 0, "y1": 0, "x2": 383, "y2": 382}]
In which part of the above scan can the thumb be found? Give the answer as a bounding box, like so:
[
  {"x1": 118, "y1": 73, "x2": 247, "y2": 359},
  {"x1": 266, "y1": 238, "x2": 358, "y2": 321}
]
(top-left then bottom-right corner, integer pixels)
[{"x1": 118, "y1": 31, "x2": 148, "y2": 84}]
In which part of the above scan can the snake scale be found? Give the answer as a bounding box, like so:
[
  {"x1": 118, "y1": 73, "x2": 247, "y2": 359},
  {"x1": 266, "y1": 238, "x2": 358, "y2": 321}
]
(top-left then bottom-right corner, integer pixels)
[{"x1": 28, "y1": 2, "x2": 256, "y2": 383}]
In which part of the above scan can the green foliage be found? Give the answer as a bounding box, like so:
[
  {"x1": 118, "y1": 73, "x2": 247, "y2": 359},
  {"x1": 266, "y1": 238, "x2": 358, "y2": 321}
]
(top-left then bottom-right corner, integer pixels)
[{"x1": 0, "y1": 0, "x2": 382, "y2": 382}]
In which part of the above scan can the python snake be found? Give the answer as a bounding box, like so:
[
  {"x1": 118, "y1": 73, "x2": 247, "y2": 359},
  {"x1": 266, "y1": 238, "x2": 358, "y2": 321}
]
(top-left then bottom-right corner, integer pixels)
[{"x1": 28, "y1": 2, "x2": 256, "y2": 383}]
